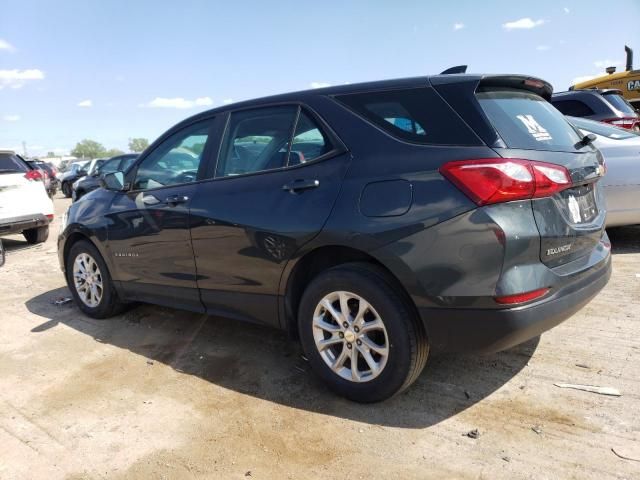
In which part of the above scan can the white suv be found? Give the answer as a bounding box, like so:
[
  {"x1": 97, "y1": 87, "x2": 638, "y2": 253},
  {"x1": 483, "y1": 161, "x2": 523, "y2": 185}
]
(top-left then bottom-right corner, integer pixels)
[{"x1": 0, "y1": 150, "x2": 54, "y2": 244}]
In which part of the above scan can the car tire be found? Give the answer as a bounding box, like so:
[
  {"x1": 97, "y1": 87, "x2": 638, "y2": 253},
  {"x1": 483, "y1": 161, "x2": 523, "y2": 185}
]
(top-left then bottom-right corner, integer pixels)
[
  {"x1": 298, "y1": 262, "x2": 429, "y2": 402},
  {"x1": 65, "y1": 240, "x2": 127, "y2": 319},
  {"x1": 62, "y1": 182, "x2": 72, "y2": 198},
  {"x1": 23, "y1": 225, "x2": 49, "y2": 244}
]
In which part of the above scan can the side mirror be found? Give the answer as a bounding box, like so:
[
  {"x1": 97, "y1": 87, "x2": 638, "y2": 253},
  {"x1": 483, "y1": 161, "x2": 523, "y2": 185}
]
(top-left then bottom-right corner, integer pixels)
[{"x1": 101, "y1": 171, "x2": 126, "y2": 191}]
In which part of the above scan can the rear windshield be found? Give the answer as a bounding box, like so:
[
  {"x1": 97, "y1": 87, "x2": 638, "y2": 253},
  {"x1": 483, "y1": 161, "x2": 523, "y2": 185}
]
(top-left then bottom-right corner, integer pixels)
[
  {"x1": 477, "y1": 88, "x2": 582, "y2": 152},
  {"x1": 335, "y1": 87, "x2": 481, "y2": 145},
  {"x1": 567, "y1": 115, "x2": 639, "y2": 139},
  {"x1": 0, "y1": 153, "x2": 29, "y2": 173},
  {"x1": 602, "y1": 93, "x2": 637, "y2": 115}
]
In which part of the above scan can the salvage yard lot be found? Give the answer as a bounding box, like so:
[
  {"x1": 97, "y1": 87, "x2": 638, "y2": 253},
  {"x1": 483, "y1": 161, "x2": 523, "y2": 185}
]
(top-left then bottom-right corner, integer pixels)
[{"x1": 0, "y1": 196, "x2": 638, "y2": 480}]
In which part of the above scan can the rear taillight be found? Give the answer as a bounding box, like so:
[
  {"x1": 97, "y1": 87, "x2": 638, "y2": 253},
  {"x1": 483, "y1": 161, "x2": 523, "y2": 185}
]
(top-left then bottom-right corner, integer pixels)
[
  {"x1": 602, "y1": 117, "x2": 640, "y2": 130},
  {"x1": 440, "y1": 158, "x2": 571, "y2": 206},
  {"x1": 495, "y1": 288, "x2": 550, "y2": 305},
  {"x1": 24, "y1": 170, "x2": 43, "y2": 181},
  {"x1": 46, "y1": 214, "x2": 54, "y2": 221}
]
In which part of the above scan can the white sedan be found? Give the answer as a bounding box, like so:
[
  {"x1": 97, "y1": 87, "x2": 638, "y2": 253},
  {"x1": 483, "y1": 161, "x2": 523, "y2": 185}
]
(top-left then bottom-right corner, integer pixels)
[
  {"x1": 568, "y1": 116, "x2": 640, "y2": 227},
  {"x1": 0, "y1": 150, "x2": 54, "y2": 244}
]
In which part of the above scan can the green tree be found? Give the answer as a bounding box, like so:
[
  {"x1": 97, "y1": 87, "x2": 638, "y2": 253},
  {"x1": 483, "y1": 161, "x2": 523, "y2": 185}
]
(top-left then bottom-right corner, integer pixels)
[
  {"x1": 105, "y1": 148, "x2": 125, "y2": 157},
  {"x1": 71, "y1": 139, "x2": 106, "y2": 159},
  {"x1": 128, "y1": 137, "x2": 149, "y2": 153}
]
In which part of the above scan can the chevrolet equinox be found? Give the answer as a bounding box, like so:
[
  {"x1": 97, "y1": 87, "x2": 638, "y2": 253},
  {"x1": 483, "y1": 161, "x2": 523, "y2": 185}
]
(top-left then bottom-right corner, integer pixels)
[{"x1": 59, "y1": 74, "x2": 612, "y2": 402}]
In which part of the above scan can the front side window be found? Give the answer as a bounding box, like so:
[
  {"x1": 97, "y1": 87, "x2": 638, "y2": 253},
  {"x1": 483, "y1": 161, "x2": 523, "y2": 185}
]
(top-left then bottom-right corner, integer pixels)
[
  {"x1": 216, "y1": 106, "x2": 298, "y2": 177},
  {"x1": 133, "y1": 119, "x2": 213, "y2": 190}
]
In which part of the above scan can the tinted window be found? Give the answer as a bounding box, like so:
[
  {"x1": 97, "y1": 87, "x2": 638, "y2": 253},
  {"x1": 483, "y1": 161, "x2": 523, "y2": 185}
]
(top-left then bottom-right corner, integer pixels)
[
  {"x1": 290, "y1": 111, "x2": 332, "y2": 164},
  {"x1": 602, "y1": 93, "x2": 637, "y2": 114},
  {"x1": 336, "y1": 87, "x2": 479, "y2": 145},
  {"x1": 0, "y1": 153, "x2": 29, "y2": 173},
  {"x1": 216, "y1": 106, "x2": 298, "y2": 177},
  {"x1": 134, "y1": 119, "x2": 213, "y2": 190},
  {"x1": 552, "y1": 99, "x2": 595, "y2": 117},
  {"x1": 120, "y1": 156, "x2": 137, "y2": 171},
  {"x1": 477, "y1": 89, "x2": 582, "y2": 152},
  {"x1": 97, "y1": 158, "x2": 121, "y2": 174},
  {"x1": 567, "y1": 116, "x2": 639, "y2": 139}
]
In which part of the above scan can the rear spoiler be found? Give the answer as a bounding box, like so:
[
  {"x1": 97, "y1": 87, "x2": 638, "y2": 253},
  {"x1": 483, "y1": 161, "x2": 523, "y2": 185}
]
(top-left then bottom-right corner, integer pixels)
[{"x1": 476, "y1": 75, "x2": 553, "y2": 100}]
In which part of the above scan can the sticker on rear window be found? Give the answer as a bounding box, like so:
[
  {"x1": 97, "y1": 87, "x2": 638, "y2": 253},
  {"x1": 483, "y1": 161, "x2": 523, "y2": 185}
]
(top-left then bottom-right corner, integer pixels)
[{"x1": 516, "y1": 114, "x2": 552, "y2": 142}]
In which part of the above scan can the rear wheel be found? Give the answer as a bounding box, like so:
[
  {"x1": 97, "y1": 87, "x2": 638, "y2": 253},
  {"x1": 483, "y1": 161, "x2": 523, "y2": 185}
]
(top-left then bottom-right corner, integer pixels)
[
  {"x1": 66, "y1": 240, "x2": 127, "y2": 318},
  {"x1": 23, "y1": 225, "x2": 49, "y2": 244},
  {"x1": 62, "y1": 182, "x2": 72, "y2": 198},
  {"x1": 298, "y1": 263, "x2": 428, "y2": 402}
]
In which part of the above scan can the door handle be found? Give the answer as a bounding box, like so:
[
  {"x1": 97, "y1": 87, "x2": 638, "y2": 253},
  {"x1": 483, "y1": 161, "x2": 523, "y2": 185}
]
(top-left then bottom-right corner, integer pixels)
[
  {"x1": 282, "y1": 179, "x2": 320, "y2": 193},
  {"x1": 165, "y1": 194, "x2": 189, "y2": 206}
]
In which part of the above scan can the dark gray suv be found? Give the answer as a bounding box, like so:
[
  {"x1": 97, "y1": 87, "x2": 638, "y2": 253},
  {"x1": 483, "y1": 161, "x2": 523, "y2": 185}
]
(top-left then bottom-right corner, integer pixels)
[
  {"x1": 59, "y1": 74, "x2": 611, "y2": 402},
  {"x1": 552, "y1": 89, "x2": 640, "y2": 130}
]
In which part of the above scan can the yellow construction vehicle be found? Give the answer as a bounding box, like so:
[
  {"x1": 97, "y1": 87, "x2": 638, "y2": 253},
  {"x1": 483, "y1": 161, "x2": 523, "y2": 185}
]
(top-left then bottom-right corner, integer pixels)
[{"x1": 571, "y1": 46, "x2": 640, "y2": 109}]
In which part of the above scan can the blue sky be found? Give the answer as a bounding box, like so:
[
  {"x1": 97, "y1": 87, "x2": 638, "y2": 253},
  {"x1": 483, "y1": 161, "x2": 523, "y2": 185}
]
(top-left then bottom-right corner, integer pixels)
[{"x1": 1, "y1": 0, "x2": 639, "y2": 157}]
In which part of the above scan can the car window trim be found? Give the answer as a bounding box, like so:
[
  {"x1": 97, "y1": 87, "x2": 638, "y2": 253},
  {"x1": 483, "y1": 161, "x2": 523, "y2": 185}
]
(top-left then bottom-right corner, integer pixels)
[
  {"x1": 209, "y1": 102, "x2": 346, "y2": 181},
  {"x1": 126, "y1": 116, "x2": 217, "y2": 194}
]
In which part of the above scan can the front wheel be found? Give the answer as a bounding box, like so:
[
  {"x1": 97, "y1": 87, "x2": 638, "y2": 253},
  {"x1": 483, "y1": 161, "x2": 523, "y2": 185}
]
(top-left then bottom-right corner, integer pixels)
[
  {"x1": 298, "y1": 263, "x2": 429, "y2": 402},
  {"x1": 65, "y1": 240, "x2": 127, "y2": 318}
]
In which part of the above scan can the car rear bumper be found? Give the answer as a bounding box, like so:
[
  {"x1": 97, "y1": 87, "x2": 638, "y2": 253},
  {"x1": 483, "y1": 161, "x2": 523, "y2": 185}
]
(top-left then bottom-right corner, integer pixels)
[
  {"x1": 421, "y1": 252, "x2": 611, "y2": 354},
  {"x1": 0, "y1": 214, "x2": 50, "y2": 237}
]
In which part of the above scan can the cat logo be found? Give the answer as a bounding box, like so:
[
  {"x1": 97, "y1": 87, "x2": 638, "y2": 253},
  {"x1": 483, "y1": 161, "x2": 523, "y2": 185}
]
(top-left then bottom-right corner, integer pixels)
[
  {"x1": 516, "y1": 114, "x2": 552, "y2": 142},
  {"x1": 628, "y1": 80, "x2": 640, "y2": 91}
]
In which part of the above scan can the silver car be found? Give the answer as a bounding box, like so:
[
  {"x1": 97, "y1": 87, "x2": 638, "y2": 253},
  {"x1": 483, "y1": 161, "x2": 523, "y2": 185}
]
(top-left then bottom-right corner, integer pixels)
[{"x1": 569, "y1": 116, "x2": 640, "y2": 227}]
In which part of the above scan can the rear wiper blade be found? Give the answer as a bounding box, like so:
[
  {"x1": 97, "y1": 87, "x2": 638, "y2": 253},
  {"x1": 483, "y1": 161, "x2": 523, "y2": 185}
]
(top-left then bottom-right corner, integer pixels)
[{"x1": 575, "y1": 133, "x2": 597, "y2": 149}]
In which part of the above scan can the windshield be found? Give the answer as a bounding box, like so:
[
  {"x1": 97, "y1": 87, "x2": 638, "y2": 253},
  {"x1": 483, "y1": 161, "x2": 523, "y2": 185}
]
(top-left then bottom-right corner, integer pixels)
[
  {"x1": 477, "y1": 88, "x2": 583, "y2": 152},
  {"x1": 567, "y1": 116, "x2": 639, "y2": 139},
  {"x1": 603, "y1": 93, "x2": 637, "y2": 115},
  {"x1": 97, "y1": 159, "x2": 120, "y2": 174}
]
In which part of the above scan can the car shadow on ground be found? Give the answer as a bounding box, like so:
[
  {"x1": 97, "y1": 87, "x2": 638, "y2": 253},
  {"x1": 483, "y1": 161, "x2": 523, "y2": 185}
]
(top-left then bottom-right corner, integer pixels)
[
  {"x1": 607, "y1": 225, "x2": 640, "y2": 254},
  {"x1": 0, "y1": 236, "x2": 38, "y2": 253},
  {"x1": 26, "y1": 286, "x2": 538, "y2": 429}
]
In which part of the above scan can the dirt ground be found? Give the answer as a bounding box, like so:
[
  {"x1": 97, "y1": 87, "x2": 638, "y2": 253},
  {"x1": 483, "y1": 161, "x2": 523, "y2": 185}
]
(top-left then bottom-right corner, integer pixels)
[{"x1": 0, "y1": 195, "x2": 638, "y2": 480}]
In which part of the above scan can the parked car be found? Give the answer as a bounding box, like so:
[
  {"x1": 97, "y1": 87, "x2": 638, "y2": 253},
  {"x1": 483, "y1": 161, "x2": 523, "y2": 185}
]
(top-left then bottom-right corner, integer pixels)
[
  {"x1": 72, "y1": 154, "x2": 138, "y2": 201},
  {"x1": 0, "y1": 150, "x2": 54, "y2": 244},
  {"x1": 59, "y1": 160, "x2": 90, "y2": 197},
  {"x1": 567, "y1": 116, "x2": 640, "y2": 227},
  {"x1": 551, "y1": 89, "x2": 640, "y2": 130},
  {"x1": 59, "y1": 74, "x2": 611, "y2": 402},
  {"x1": 27, "y1": 159, "x2": 58, "y2": 197}
]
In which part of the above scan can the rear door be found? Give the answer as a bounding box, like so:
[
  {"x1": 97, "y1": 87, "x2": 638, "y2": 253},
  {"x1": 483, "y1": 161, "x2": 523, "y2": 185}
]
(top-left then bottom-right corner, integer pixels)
[
  {"x1": 475, "y1": 87, "x2": 606, "y2": 267},
  {"x1": 189, "y1": 105, "x2": 350, "y2": 327}
]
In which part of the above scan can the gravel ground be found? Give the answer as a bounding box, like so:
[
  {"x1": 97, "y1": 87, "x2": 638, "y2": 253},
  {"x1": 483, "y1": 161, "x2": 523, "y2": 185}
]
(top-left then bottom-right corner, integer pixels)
[{"x1": 0, "y1": 195, "x2": 638, "y2": 479}]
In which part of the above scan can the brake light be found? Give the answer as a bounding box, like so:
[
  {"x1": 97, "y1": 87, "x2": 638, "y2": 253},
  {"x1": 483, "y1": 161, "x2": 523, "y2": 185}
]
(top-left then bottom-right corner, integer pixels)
[
  {"x1": 440, "y1": 159, "x2": 571, "y2": 206},
  {"x1": 24, "y1": 170, "x2": 43, "y2": 181},
  {"x1": 495, "y1": 288, "x2": 549, "y2": 305},
  {"x1": 46, "y1": 214, "x2": 54, "y2": 221},
  {"x1": 602, "y1": 117, "x2": 640, "y2": 130}
]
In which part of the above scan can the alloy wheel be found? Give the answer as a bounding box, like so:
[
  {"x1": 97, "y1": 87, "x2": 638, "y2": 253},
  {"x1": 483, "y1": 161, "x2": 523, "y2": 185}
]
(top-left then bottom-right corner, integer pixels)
[
  {"x1": 72, "y1": 252, "x2": 103, "y2": 307},
  {"x1": 312, "y1": 291, "x2": 389, "y2": 383}
]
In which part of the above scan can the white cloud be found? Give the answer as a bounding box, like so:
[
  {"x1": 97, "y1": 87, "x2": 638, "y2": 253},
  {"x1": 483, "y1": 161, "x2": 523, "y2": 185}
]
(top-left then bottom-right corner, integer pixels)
[
  {"x1": 3, "y1": 114, "x2": 20, "y2": 122},
  {"x1": 563, "y1": 7, "x2": 570, "y2": 14},
  {"x1": 536, "y1": 45, "x2": 551, "y2": 51},
  {"x1": 0, "y1": 69, "x2": 45, "y2": 89},
  {"x1": 310, "y1": 82, "x2": 331, "y2": 89},
  {"x1": 144, "y1": 96, "x2": 213, "y2": 109},
  {"x1": 222, "y1": 98, "x2": 234, "y2": 105},
  {"x1": 453, "y1": 23, "x2": 465, "y2": 31},
  {"x1": 503, "y1": 18, "x2": 545, "y2": 30},
  {"x1": 77, "y1": 99, "x2": 93, "y2": 107},
  {"x1": 0, "y1": 39, "x2": 16, "y2": 53},
  {"x1": 594, "y1": 59, "x2": 622, "y2": 69}
]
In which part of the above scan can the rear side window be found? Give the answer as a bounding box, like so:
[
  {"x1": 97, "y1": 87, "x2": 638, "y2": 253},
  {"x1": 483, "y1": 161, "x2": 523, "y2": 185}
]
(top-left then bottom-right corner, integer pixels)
[
  {"x1": 477, "y1": 89, "x2": 582, "y2": 152},
  {"x1": 0, "y1": 153, "x2": 29, "y2": 173},
  {"x1": 552, "y1": 99, "x2": 595, "y2": 117},
  {"x1": 602, "y1": 93, "x2": 637, "y2": 115},
  {"x1": 335, "y1": 87, "x2": 480, "y2": 145}
]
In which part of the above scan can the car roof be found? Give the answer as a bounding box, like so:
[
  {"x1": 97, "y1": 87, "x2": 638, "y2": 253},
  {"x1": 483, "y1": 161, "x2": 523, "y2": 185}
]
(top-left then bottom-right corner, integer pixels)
[{"x1": 553, "y1": 88, "x2": 624, "y2": 98}]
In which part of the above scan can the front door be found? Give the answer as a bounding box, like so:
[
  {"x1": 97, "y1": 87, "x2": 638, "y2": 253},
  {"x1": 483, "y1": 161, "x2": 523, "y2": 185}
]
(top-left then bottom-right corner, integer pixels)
[
  {"x1": 106, "y1": 118, "x2": 216, "y2": 311},
  {"x1": 189, "y1": 106, "x2": 350, "y2": 327}
]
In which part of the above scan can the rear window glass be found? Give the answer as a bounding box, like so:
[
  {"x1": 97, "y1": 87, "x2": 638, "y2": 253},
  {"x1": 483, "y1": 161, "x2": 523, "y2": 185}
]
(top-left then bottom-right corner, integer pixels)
[
  {"x1": 602, "y1": 93, "x2": 637, "y2": 115},
  {"x1": 335, "y1": 87, "x2": 480, "y2": 145},
  {"x1": 568, "y1": 115, "x2": 639, "y2": 139},
  {"x1": 0, "y1": 153, "x2": 29, "y2": 173},
  {"x1": 477, "y1": 89, "x2": 582, "y2": 152}
]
